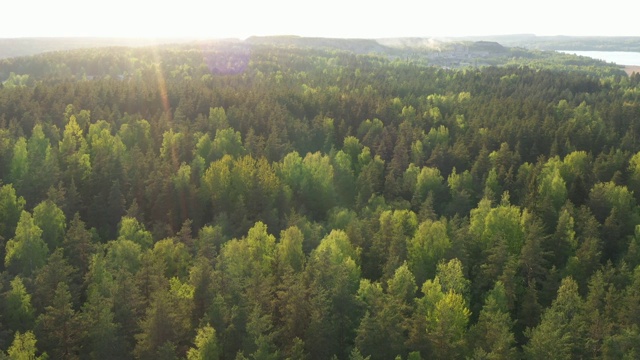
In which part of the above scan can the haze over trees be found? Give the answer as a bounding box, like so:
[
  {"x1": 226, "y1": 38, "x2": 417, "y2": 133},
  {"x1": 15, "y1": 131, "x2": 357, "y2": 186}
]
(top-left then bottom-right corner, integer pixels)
[{"x1": 0, "y1": 38, "x2": 639, "y2": 359}]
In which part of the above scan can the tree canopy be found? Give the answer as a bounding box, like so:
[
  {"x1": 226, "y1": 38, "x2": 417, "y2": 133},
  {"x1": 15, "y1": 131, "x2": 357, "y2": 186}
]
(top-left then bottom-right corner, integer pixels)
[{"x1": 0, "y1": 39, "x2": 639, "y2": 359}]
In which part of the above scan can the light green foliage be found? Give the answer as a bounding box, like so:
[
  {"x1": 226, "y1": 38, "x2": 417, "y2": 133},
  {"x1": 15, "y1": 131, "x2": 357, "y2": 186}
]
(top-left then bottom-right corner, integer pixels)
[
  {"x1": 169, "y1": 276, "x2": 194, "y2": 300},
  {"x1": 194, "y1": 133, "x2": 214, "y2": 164},
  {"x1": 551, "y1": 208, "x2": 578, "y2": 267},
  {"x1": 435, "y1": 258, "x2": 470, "y2": 301},
  {"x1": 413, "y1": 166, "x2": 445, "y2": 206},
  {"x1": 426, "y1": 290, "x2": 471, "y2": 359},
  {"x1": 358, "y1": 266, "x2": 415, "y2": 323},
  {"x1": 208, "y1": 106, "x2": 229, "y2": 130},
  {"x1": 201, "y1": 155, "x2": 233, "y2": 207},
  {"x1": 105, "y1": 239, "x2": 142, "y2": 274},
  {"x1": 447, "y1": 167, "x2": 474, "y2": 194},
  {"x1": 159, "y1": 129, "x2": 185, "y2": 163},
  {"x1": 2, "y1": 72, "x2": 30, "y2": 88},
  {"x1": 446, "y1": 167, "x2": 475, "y2": 215},
  {"x1": 387, "y1": 263, "x2": 418, "y2": 303},
  {"x1": 24, "y1": 124, "x2": 57, "y2": 203},
  {"x1": 217, "y1": 221, "x2": 277, "y2": 311},
  {"x1": 483, "y1": 168, "x2": 501, "y2": 201},
  {"x1": 205, "y1": 155, "x2": 281, "y2": 234},
  {"x1": 342, "y1": 136, "x2": 364, "y2": 172},
  {"x1": 279, "y1": 151, "x2": 336, "y2": 217},
  {"x1": 212, "y1": 127, "x2": 246, "y2": 160},
  {"x1": 401, "y1": 105, "x2": 417, "y2": 123},
  {"x1": 152, "y1": 238, "x2": 191, "y2": 279},
  {"x1": 357, "y1": 118, "x2": 383, "y2": 146},
  {"x1": 589, "y1": 182, "x2": 636, "y2": 220},
  {"x1": 59, "y1": 115, "x2": 91, "y2": 182},
  {"x1": 538, "y1": 167, "x2": 568, "y2": 213},
  {"x1": 305, "y1": 229, "x2": 361, "y2": 359},
  {"x1": 470, "y1": 195, "x2": 525, "y2": 254},
  {"x1": 588, "y1": 181, "x2": 638, "y2": 258},
  {"x1": 187, "y1": 324, "x2": 220, "y2": 360},
  {"x1": 88, "y1": 120, "x2": 126, "y2": 163},
  {"x1": 556, "y1": 209, "x2": 577, "y2": 249},
  {"x1": 354, "y1": 265, "x2": 415, "y2": 358},
  {"x1": 316, "y1": 229, "x2": 358, "y2": 265},
  {"x1": 629, "y1": 151, "x2": 640, "y2": 191},
  {"x1": 408, "y1": 219, "x2": 451, "y2": 286},
  {"x1": 410, "y1": 140, "x2": 424, "y2": 165},
  {"x1": 277, "y1": 226, "x2": 305, "y2": 273},
  {"x1": 85, "y1": 253, "x2": 115, "y2": 300},
  {"x1": 561, "y1": 151, "x2": 590, "y2": 184},
  {"x1": 0, "y1": 184, "x2": 26, "y2": 241},
  {"x1": 566, "y1": 102, "x2": 606, "y2": 148},
  {"x1": 285, "y1": 337, "x2": 307, "y2": 360},
  {"x1": 172, "y1": 163, "x2": 192, "y2": 193},
  {"x1": 246, "y1": 221, "x2": 277, "y2": 275},
  {"x1": 426, "y1": 125, "x2": 449, "y2": 148},
  {"x1": 356, "y1": 279, "x2": 384, "y2": 307},
  {"x1": 75, "y1": 109, "x2": 90, "y2": 130},
  {"x1": 33, "y1": 200, "x2": 66, "y2": 250},
  {"x1": 5, "y1": 211, "x2": 48, "y2": 276},
  {"x1": 427, "y1": 106, "x2": 442, "y2": 123},
  {"x1": 9, "y1": 137, "x2": 28, "y2": 188},
  {"x1": 349, "y1": 348, "x2": 371, "y2": 360},
  {"x1": 7, "y1": 331, "x2": 47, "y2": 360},
  {"x1": 421, "y1": 277, "x2": 445, "y2": 311},
  {"x1": 469, "y1": 198, "x2": 493, "y2": 243},
  {"x1": 4, "y1": 276, "x2": 35, "y2": 332},
  {"x1": 402, "y1": 164, "x2": 420, "y2": 197},
  {"x1": 118, "y1": 216, "x2": 153, "y2": 248},
  {"x1": 355, "y1": 149, "x2": 385, "y2": 207},
  {"x1": 118, "y1": 119, "x2": 151, "y2": 152},
  {"x1": 27, "y1": 125, "x2": 51, "y2": 166},
  {"x1": 375, "y1": 210, "x2": 418, "y2": 270},
  {"x1": 327, "y1": 207, "x2": 357, "y2": 231},
  {"x1": 195, "y1": 224, "x2": 226, "y2": 259}
]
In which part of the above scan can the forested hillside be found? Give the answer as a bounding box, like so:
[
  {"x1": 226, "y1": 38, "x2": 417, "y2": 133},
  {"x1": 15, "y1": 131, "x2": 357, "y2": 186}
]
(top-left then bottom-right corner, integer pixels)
[{"x1": 1, "y1": 42, "x2": 640, "y2": 359}]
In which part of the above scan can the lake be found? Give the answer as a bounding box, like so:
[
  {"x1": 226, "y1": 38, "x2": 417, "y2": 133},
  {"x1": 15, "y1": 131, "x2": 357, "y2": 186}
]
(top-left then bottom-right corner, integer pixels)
[{"x1": 558, "y1": 50, "x2": 640, "y2": 66}]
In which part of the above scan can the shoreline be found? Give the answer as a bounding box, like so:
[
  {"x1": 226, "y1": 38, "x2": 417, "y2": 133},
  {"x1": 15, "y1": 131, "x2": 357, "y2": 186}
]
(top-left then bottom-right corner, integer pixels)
[{"x1": 624, "y1": 65, "x2": 640, "y2": 75}]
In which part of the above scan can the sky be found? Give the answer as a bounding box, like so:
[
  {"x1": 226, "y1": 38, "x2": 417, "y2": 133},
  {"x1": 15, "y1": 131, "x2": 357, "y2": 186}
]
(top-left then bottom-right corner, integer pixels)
[{"x1": 2, "y1": 0, "x2": 640, "y2": 39}]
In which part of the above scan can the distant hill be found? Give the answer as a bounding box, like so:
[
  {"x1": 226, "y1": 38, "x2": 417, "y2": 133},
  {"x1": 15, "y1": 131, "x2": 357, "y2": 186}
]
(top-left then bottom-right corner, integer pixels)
[
  {"x1": 0, "y1": 36, "x2": 509, "y2": 61},
  {"x1": 449, "y1": 35, "x2": 640, "y2": 51},
  {"x1": 0, "y1": 35, "x2": 626, "y2": 77},
  {"x1": 3, "y1": 35, "x2": 640, "y2": 61},
  {"x1": 245, "y1": 35, "x2": 391, "y2": 54},
  {"x1": 0, "y1": 37, "x2": 198, "y2": 59}
]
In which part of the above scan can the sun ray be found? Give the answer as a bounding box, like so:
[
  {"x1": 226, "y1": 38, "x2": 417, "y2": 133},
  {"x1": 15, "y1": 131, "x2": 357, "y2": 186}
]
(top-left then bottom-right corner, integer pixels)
[{"x1": 151, "y1": 46, "x2": 171, "y2": 116}]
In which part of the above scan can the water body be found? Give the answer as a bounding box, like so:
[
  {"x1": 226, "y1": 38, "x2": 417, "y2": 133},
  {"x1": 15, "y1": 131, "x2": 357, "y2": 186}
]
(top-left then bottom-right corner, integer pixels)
[{"x1": 558, "y1": 50, "x2": 640, "y2": 66}]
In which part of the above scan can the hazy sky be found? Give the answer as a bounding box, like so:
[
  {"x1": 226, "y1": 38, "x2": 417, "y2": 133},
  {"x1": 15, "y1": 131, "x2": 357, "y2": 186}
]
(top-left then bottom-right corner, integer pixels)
[{"x1": 3, "y1": 0, "x2": 639, "y2": 39}]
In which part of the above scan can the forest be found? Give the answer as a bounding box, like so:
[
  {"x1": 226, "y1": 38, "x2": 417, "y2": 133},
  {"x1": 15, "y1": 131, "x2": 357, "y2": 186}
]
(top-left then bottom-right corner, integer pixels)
[{"x1": 0, "y1": 39, "x2": 640, "y2": 359}]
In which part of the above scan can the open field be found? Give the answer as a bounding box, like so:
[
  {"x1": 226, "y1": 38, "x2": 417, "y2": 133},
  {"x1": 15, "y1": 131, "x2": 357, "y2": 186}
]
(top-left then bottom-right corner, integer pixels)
[{"x1": 624, "y1": 65, "x2": 640, "y2": 75}]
